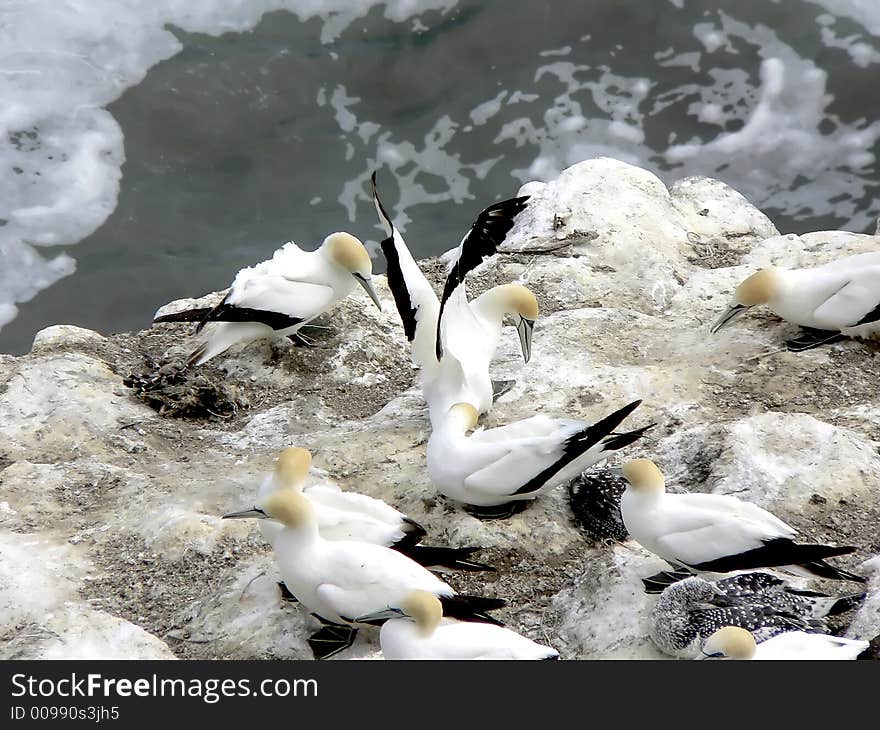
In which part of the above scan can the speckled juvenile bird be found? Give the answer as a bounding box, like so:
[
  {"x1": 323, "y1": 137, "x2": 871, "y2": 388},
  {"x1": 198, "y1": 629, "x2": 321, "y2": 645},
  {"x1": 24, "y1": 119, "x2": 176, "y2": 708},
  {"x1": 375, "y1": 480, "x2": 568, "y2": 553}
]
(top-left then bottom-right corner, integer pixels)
[
  {"x1": 710, "y1": 253, "x2": 880, "y2": 350},
  {"x1": 568, "y1": 466, "x2": 629, "y2": 542},
  {"x1": 649, "y1": 573, "x2": 866, "y2": 659}
]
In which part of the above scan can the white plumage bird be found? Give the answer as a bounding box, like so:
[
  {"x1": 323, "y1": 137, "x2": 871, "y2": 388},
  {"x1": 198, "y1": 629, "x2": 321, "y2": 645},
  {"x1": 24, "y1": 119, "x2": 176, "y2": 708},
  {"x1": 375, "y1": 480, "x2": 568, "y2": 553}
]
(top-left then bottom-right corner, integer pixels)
[
  {"x1": 256, "y1": 447, "x2": 492, "y2": 571},
  {"x1": 701, "y1": 625, "x2": 870, "y2": 660},
  {"x1": 426, "y1": 399, "x2": 651, "y2": 518},
  {"x1": 619, "y1": 459, "x2": 864, "y2": 582},
  {"x1": 222, "y1": 490, "x2": 505, "y2": 658},
  {"x1": 371, "y1": 172, "x2": 537, "y2": 421},
  {"x1": 153, "y1": 232, "x2": 381, "y2": 365},
  {"x1": 356, "y1": 590, "x2": 559, "y2": 660},
  {"x1": 710, "y1": 253, "x2": 880, "y2": 350}
]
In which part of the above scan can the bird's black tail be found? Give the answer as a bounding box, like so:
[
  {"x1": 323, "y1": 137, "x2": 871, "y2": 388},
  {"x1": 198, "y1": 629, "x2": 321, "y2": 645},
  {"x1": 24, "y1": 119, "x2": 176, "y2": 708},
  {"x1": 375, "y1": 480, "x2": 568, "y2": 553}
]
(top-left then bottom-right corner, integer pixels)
[
  {"x1": 440, "y1": 595, "x2": 507, "y2": 626},
  {"x1": 641, "y1": 570, "x2": 694, "y2": 594},
  {"x1": 153, "y1": 307, "x2": 214, "y2": 324},
  {"x1": 512, "y1": 400, "x2": 646, "y2": 497},
  {"x1": 395, "y1": 544, "x2": 495, "y2": 572},
  {"x1": 392, "y1": 518, "x2": 428, "y2": 550},
  {"x1": 692, "y1": 539, "x2": 863, "y2": 580},
  {"x1": 801, "y1": 559, "x2": 867, "y2": 583},
  {"x1": 602, "y1": 423, "x2": 656, "y2": 452},
  {"x1": 826, "y1": 592, "x2": 868, "y2": 615}
]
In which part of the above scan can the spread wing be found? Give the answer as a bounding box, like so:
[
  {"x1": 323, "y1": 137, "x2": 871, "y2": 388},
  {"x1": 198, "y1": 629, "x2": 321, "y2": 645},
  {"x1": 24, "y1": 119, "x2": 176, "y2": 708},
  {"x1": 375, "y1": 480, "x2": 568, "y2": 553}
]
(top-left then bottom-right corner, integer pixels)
[
  {"x1": 372, "y1": 172, "x2": 441, "y2": 368},
  {"x1": 435, "y1": 195, "x2": 530, "y2": 359}
]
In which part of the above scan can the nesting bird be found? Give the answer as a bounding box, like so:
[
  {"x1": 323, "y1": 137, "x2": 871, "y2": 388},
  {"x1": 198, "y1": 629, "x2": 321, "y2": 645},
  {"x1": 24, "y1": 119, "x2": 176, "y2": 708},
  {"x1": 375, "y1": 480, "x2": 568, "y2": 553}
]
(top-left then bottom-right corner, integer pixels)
[
  {"x1": 711, "y1": 253, "x2": 880, "y2": 350},
  {"x1": 223, "y1": 489, "x2": 504, "y2": 658},
  {"x1": 701, "y1": 625, "x2": 871, "y2": 660},
  {"x1": 372, "y1": 172, "x2": 536, "y2": 421},
  {"x1": 356, "y1": 590, "x2": 559, "y2": 660},
  {"x1": 649, "y1": 573, "x2": 865, "y2": 659},
  {"x1": 427, "y1": 399, "x2": 651, "y2": 518},
  {"x1": 620, "y1": 459, "x2": 865, "y2": 582},
  {"x1": 256, "y1": 447, "x2": 492, "y2": 571},
  {"x1": 153, "y1": 232, "x2": 381, "y2": 365}
]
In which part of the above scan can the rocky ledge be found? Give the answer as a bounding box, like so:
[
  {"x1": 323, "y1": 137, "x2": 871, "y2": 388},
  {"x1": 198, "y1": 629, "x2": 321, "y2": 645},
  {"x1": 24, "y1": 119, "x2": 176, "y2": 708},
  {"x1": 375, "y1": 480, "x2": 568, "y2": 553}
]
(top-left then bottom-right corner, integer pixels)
[{"x1": 1, "y1": 158, "x2": 878, "y2": 660}]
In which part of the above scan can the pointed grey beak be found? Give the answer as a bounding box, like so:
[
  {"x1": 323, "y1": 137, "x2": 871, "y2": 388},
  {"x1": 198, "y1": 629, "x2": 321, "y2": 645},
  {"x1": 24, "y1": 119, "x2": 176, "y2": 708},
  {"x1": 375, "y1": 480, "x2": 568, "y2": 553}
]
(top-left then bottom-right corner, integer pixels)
[
  {"x1": 352, "y1": 607, "x2": 404, "y2": 624},
  {"x1": 222, "y1": 506, "x2": 268, "y2": 520},
  {"x1": 353, "y1": 273, "x2": 382, "y2": 311},
  {"x1": 515, "y1": 316, "x2": 535, "y2": 363},
  {"x1": 607, "y1": 466, "x2": 625, "y2": 477},
  {"x1": 710, "y1": 303, "x2": 747, "y2": 334}
]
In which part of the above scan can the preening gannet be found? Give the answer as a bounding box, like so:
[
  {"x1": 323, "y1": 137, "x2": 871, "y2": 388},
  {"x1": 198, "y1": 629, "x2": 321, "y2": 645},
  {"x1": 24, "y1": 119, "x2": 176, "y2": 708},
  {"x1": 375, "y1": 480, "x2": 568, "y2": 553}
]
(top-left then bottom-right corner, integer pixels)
[
  {"x1": 222, "y1": 490, "x2": 505, "y2": 658},
  {"x1": 711, "y1": 253, "x2": 880, "y2": 350},
  {"x1": 568, "y1": 466, "x2": 630, "y2": 542},
  {"x1": 257, "y1": 447, "x2": 492, "y2": 571},
  {"x1": 620, "y1": 459, "x2": 865, "y2": 582},
  {"x1": 427, "y1": 399, "x2": 652, "y2": 518},
  {"x1": 371, "y1": 172, "x2": 536, "y2": 419},
  {"x1": 356, "y1": 590, "x2": 559, "y2": 660},
  {"x1": 153, "y1": 232, "x2": 381, "y2": 365},
  {"x1": 701, "y1": 625, "x2": 870, "y2": 660},
  {"x1": 649, "y1": 573, "x2": 865, "y2": 659}
]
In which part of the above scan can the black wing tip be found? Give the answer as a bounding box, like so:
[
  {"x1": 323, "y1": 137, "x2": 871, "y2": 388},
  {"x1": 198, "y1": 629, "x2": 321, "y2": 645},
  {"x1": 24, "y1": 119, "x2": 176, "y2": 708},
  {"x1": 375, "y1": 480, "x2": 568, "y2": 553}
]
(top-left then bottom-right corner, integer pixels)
[
  {"x1": 152, "y1": 307, "x2": 212, "y2": 324},
  {"x1": 828, "y1": 592, "x2": 868, "y2": 616},
  {"x1": 641, "y1": 570, "x2": 694, "y2": 594},
  {"x1": 692, "y1": 539, "x2": 864, "y2": 577}
]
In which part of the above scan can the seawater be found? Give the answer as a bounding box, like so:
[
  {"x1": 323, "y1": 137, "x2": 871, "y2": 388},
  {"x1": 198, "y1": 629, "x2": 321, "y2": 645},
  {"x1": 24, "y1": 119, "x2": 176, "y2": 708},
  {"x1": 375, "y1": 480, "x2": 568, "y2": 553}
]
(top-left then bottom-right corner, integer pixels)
[{"x1": 1, "y1": 0, "x2": 879, "y2": 353}]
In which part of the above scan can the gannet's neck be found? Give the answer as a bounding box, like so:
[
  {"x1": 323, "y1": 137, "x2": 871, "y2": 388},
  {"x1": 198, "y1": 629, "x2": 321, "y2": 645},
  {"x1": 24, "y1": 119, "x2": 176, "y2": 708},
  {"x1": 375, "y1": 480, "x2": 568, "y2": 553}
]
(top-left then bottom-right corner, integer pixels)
[{"x1": 471, "y1": 288, "x2": 509, "y2": 327}]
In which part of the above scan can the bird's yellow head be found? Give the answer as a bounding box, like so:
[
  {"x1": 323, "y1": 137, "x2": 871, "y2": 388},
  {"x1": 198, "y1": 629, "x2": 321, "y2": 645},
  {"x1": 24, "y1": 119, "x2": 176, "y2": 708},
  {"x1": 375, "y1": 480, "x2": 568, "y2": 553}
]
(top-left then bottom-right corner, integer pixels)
[
  {"x1": 274, "y1": 447, "x2": 311, "y2": 490},
  {"x1": 621, "y1": 458, "x2": 666, "y2": 495},
  {"x1": 401, "y1": 590, "x2": 443, "y2": 637},
  {"x1": 711, "y1": 268, "x2": 783, "y2": 333},
  {"x1": 448, "y1": 402, "x2": 479, "y2": 431},
  {"x1": 498, "y1": 283, "x2": 540, "y2": 320},
  {"x1": 324, "y1": 232, "x2": 381, "y2": 310},
  {"x1": 702, "y1": 626, "x2": 757, "y2": 660},
  {"x1": 325, "y1": 232, "x2": 372, "y2": 277},
  {"x1": 735, "y1": 268, "x2": 782, "y2": 307},
  {"x1": 260, "y1": 489, "x2": 314, "y2": 529}
]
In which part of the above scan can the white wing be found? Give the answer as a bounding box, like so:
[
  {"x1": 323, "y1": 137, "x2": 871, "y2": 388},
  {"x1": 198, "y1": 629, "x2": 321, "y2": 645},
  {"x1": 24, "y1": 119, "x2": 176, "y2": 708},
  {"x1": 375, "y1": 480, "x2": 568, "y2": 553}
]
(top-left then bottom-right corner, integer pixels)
[
  {"x1": 654, "y1": 494, "x2": 795, "y2": 565},
  {"x1": 469, "y1": 414, "x2": 575, "y2": 444},
  {"x1": 316, "y1": 543, "x2": 452, "y2": 619},
  {"x1": 227, "y1": 274, "x2": 335, "y2": 321},
  {"x1": 812, "y1": 267, "x2": 880, "y2": 329}
]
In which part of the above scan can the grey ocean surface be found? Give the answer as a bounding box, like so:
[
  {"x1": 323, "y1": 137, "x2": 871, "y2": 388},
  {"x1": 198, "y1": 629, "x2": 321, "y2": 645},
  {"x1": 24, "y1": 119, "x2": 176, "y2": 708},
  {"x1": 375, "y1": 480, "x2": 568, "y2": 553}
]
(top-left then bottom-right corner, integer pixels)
[{"x1": 2, "y1": 0, "x2": 879, "y2": 353}]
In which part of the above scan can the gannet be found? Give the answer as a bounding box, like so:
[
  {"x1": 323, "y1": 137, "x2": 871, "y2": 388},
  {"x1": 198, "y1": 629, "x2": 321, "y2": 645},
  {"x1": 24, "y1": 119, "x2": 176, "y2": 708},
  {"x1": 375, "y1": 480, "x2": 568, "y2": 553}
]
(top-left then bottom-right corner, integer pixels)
[
  {"x1": 371, "y1": 172, "x2": 536, "y2": 419},
  {"x1": 356, "y1": 590, "x2": 559, "y2": 660},
  {"x1": 620, "y1": 459, "x2": 865, "y2": 582},
  {"x1": 257, "y1": 447, "x2": 492, "y2": 571},
  {"x1": 701, "y1": 625, "x2": 870, "y2": 660},
  {"x1": 427, "y1": 399, "x2": 652, "y2": 518},
  {"x1": 223, "y1": 490, "x2": 505, "y2": 658},
  {"x1": 153, "y1": 232, "x2": 381, "y2": 365},
  {"x1": 568, "y1": 466, "x2": 629, "y2": 542},
  {"x1": 710, "y1": 253, "x2": 880, "y2": 350},
  {"x1": 649, "y1": 573, "x2": 865, "y2": 659}
]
